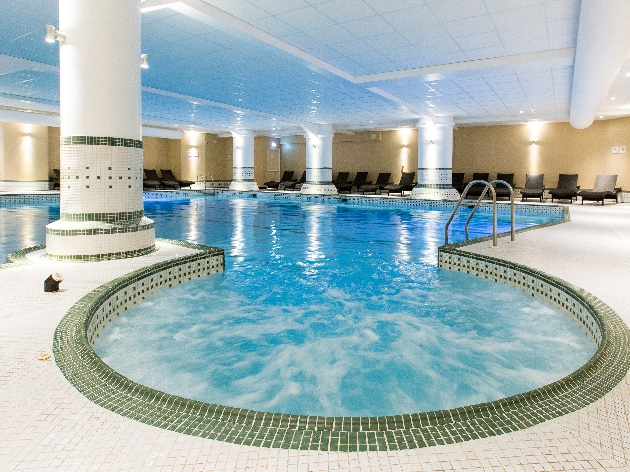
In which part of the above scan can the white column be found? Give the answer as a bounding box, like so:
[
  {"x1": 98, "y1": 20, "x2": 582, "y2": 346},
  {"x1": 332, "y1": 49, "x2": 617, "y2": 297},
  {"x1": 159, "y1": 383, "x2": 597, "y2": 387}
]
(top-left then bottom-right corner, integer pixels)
[
  {"x1": 300, "y1": 124, "x2": 337, "y2": 195},
  {"x1": 229, "y1": 130, "x2": 258, "y2": 191},
  {"x1": 46, "y1": 0, "x2": 155, "y2": 260},
  {"x1": 411, "y1": 117, "x2": 460, "y2": 201}
]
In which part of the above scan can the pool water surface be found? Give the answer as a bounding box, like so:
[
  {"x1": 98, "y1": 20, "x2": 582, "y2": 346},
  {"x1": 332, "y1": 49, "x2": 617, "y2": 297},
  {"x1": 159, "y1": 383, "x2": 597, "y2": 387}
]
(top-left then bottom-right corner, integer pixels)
[{"x1": 87, "y1": 196, "x2": 596, "y2": 417}]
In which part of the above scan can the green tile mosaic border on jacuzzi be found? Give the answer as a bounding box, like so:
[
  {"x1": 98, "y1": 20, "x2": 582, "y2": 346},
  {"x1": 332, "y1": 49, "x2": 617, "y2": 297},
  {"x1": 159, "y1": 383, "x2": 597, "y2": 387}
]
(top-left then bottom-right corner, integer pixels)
[{"x1": 51, "y1": 229, "x2": 630, "y2": 451}]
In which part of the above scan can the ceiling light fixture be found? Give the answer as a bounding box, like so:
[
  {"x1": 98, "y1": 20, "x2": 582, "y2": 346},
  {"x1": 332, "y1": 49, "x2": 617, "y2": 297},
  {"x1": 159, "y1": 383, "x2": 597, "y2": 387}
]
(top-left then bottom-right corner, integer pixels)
[
  {"x1": 626, "y1": 73, "x2": 630, "y2": 77},
  {"x1": 140, "y1": 54, "x2": 149, "y2": 69},
  {"x1": 519, "y1": 110, "x2": 523, "y2": 114},
  {"x1": 45, "y1": 24, "x2": 66, "y2": 43},
  {"x1": 611, "y1": 97, "x2": 616, "y2": 100}
]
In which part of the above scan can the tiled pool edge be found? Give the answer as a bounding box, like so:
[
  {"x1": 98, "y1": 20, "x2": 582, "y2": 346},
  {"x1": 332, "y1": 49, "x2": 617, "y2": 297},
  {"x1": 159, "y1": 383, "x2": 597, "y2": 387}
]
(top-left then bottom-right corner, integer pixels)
[{"x1": 49, "y1": 226, "x2": 630, "y2": 452}]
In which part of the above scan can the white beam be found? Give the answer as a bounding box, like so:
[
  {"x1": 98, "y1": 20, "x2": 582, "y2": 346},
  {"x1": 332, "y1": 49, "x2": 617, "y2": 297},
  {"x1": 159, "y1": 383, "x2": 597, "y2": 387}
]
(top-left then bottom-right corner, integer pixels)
[{"x1": 570, "y1": 0, "x2": 630, "y2": 129}]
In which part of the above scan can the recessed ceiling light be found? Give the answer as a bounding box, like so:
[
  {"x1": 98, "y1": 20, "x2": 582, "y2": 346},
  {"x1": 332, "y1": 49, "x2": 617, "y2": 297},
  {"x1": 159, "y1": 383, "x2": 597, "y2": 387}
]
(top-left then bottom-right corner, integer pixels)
[
  {"x1": 519, "y1": 110, "x2": 523, "y2": 113},
  {"x1": 626, "y1": 73, "x2": 630, "y2": 77},
  {"x1": 611, "y1": 97, "x2": 616, "y2": 100}
]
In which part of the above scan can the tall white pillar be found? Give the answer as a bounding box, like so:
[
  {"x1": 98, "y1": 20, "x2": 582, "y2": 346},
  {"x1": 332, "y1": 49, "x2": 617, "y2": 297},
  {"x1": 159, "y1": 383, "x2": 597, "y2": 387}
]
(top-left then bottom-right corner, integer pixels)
[
  {"x1": 300, "y1": 124, "x2": 337, "y2": 195},
  {"x1": 411, "y1": 117, "x2": 460, "y2": 200},
  {"x1": 229, "y1": 130, "x2": 258, "y2": 191},
  {"x1": 46, "y1": 0, "x2": 155, "y2": 260}
]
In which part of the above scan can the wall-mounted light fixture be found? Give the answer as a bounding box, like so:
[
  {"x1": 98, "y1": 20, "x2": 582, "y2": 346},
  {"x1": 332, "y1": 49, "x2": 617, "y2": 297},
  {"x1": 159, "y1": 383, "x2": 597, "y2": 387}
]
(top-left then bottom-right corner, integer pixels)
[
  {"x1": 531, "y1": 140, "x2": 536, "y2": 145},
  {"x1": 45, "y1": 24, "x2": 65, "y2": 43},
  {"x1": 270, "y1": 141, "x2": 277, "y2": 148},
  {"x1": 430, "y1": 140, "x2": 434, "y2": 144},
  {"x1": 26, "y1": 133, "x2": 31, "y2": 138},
  {"x1": 313, "y1": 144, "x2": 316, "y2": 148},
  {"x1": 140, "y1": 54, "x2": 149, "y2": 69},
  {"x1": 402, "y1": 144, "x2": 407, "y2": 148}
]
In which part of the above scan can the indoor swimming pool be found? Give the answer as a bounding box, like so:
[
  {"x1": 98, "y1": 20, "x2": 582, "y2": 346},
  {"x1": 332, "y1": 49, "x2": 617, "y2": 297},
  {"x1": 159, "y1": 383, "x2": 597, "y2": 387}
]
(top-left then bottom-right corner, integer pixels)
[{"x1": 63, "y1": 194, "x2": 595, "y2": 418}]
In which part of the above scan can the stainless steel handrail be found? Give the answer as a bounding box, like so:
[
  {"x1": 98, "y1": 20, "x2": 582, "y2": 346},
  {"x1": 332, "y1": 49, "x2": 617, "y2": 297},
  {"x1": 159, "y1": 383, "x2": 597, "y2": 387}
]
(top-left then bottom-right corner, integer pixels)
[
  {"x1": 490, "y1": 180, "x2": 515, "y2": 242},
  {"x1": 445, "y1": 180, "x2": 512, "y2": 247}
]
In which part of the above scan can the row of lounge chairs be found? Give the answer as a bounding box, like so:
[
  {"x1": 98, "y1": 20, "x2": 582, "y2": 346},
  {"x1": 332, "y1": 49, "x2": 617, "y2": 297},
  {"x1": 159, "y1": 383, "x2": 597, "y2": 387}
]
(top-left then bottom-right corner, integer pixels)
[
  {"x1": 454, "y1": 172, "x2": 621, "y2": 205},
  {"x1": 49, "y1": 168, "x2": 194, "y2": 191},
  {"x1": 264, "y1": 171, "x2": 417, "y2": 195},
  {"x1": 143, "y1": 169, "x2": 194, "y2": 190}
]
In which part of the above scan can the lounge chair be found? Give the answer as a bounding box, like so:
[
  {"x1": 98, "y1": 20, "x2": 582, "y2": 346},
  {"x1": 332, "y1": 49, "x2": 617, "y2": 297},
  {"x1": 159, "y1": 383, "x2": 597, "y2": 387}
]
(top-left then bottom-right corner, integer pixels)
[
  {"x1": 494, "y1": 173, "x2": 515, "y2": 199},
  {"x1": 161, "y1": 169, "x2": 194, "y2": 189},
  {"x1": 282, "y1": 171, "x2": 306, "y2": 191},
  {"x1": 384, "y1": 172, "x2": 416, "y2": 196},
  {"x1": 520, "y1": 174, "x2": 544, "y2": 202},
  {"x1": 465, "y1": 173, "x2": 490, "y2": 198},
  {"x1": 145, "y1": 169, "x2": 178, "y2": 189},
  {"x1": 337, "y1": 172, "x2": 369, "y2": 193},
  {"x1": 359, "y1": 173, "x2": 391, "y2": 194},
  {"x1": 333, "y1": 172, "x2": 350, "y2": 189},
  {"x1": 579, "y1": 175, "x2": 619, "y2": 205},
  {"x1": 452, "y1": 172, "x2": 466, "y2": 194},
  {"x1": 265, "y1": 171, "x2": 294, "y2": 190},
  {"x1": 51, "y1": 169, "x2": 61, "y2": 190},
  {"x1": 549, "y1": 174, "x2": 579, "y2": 203}
]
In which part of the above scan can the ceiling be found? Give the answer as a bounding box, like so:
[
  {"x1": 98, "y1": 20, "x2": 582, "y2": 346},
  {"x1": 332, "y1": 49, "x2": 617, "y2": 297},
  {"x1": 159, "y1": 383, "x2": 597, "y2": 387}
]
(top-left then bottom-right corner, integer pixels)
[{"x1": 1, "y1": 0, "x2": 630, "y2": 136}]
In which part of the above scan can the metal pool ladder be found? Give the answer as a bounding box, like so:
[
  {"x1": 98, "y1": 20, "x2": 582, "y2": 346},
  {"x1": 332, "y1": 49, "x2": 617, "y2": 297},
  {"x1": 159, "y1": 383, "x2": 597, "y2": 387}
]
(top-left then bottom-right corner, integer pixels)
[{"x1": 444, "y1": 180, "x2": 515, "y2": 247}]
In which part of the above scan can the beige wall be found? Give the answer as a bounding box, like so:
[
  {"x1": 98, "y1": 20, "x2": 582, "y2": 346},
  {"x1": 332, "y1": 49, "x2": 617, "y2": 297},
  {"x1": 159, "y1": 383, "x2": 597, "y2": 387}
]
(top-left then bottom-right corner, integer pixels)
[
  {"x1": 143, "y1": 136, "x2": 178, "y2": 175},
  {"x1": 453, "y1": 117, "x2": 630, "y2": 189},
  {"x1": 204, "y1": 134, "x2": 232, "y2": 182},
  {"x1": 48, "y1": 126, "x2": 60, "y2": 176},
  {"x1": 1, "y1": 118, "x2": 629, "y2": 190},
  {"x1": 0, "y1": 122, "x2": 50, "y2": 181},
  {"x1": 281, "y1": 130, "x2": 418, "y2": 184}
]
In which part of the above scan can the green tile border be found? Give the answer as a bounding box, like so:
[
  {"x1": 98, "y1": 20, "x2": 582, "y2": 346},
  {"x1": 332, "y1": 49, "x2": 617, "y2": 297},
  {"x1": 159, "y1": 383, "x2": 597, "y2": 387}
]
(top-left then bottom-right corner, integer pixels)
[
  {"x1": 60, "y1": 136, "x2": 143, "y2": 148},
  {"x1": 50, "y1": 226, "x2": 630, "y2": 451}
]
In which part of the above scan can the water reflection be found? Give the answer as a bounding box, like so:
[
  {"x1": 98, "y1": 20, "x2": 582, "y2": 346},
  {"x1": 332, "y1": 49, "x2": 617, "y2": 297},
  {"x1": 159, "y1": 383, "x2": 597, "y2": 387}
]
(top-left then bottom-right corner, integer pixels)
[{"x1": 302, "y1": 204, "x2": 333, "y2": 275}]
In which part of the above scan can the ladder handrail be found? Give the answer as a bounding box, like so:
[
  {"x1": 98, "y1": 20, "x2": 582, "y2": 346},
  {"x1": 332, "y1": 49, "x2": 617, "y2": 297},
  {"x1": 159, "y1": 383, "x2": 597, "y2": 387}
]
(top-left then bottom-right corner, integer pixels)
[
  {"x1": 490, "y1": 180, "x2": 515, "y2": 242},
  {"x1": 444, "y1": 180, "x2": 498, "y2": 246}
]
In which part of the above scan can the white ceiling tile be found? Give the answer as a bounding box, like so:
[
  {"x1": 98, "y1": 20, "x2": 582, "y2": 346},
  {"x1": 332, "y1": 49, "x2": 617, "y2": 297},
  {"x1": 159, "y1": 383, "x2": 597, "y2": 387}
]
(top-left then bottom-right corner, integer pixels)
[
  {"x1": 426, "y1": 0, "x2": 489, "y2": 22},
  {"x1": 381, "y1": 5, "x2": 436, "y2": 32},
  {"x1": 498, "y1": 24, "x2": 548, "y2": 44},
  {"x1": 491, "y1": 3, "x2": 546, "y2": 30},
  {"x1": 361, "y1": 0, "x2": 424, "y2": 15},
  {"x1": 248, "y1": 0, "x2": 310, "y2": 15},
  {"x1": 306, "y1": 25, "x2": 358, "y2": 44},
  {"x1": 361, "y1": 32, "x2": 413, "y2": 51},
  {"x1": 483, "y1": 0, "x2": 543, "y2": 13},
  {"x1": 314, "y1": 0, "x2": 376, "y2": 23},
  {"x1": 208, "y1": 0, "x2": 271, "y2": 21},
  {"x1": 342, "y1": 15, "x2": 396, "y2": 38},
  {"x1": 250, "y1": 16, "x2": 300, "y2": 38},
  {"x1": 445, "y1": 15, "x2": 496, "y2": 38},
  {"x1": 276, "y1": 6, "x2": 336, "y2": 31},
  {"x1": 455, "y1": 31, "x2": 502, "y2": 51}
]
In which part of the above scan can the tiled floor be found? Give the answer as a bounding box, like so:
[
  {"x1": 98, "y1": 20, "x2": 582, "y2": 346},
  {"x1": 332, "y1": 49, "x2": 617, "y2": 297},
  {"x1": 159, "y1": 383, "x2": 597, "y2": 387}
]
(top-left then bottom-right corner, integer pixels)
[{"x1": 1, "y1": 203, "x2": 630, "y2": 471}]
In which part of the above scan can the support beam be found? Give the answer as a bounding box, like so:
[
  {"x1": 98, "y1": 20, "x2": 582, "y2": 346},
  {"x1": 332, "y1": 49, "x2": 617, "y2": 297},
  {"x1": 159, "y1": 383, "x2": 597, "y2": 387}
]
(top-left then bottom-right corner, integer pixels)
[{"x1": 570, "y1": 0, "x2": 630, "y2": 129}]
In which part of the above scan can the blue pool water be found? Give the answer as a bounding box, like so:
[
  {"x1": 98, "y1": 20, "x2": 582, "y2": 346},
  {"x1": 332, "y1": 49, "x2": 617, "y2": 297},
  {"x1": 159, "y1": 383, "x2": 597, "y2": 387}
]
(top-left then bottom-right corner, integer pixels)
[{"x1": 87, "y1": 196, "x2": 593, "y2": 417}]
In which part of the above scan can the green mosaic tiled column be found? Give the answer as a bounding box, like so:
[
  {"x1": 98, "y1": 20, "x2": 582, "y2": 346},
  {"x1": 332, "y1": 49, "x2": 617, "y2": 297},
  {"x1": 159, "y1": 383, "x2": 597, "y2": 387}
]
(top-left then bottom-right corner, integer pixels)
[{"x1": 45, "y1": 0, "x2": 155, "y2": 260}]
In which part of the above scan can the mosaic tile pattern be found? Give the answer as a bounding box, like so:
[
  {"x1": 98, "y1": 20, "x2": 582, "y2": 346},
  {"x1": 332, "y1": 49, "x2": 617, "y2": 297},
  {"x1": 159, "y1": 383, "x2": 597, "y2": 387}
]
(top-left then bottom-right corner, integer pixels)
[
  {"x1": 50, "y1": 217, "x2": 630, "y2": 452},
  {"x1": 60, "y1": 136, "x2": 143, "y2": 148}
]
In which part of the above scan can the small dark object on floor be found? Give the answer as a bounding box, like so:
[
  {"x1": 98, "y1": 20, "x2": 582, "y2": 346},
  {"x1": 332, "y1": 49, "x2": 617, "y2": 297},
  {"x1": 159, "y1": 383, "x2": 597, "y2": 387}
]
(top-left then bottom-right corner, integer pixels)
[{"x1": 45, "y1": 273, "x2": 63, "y2": 292}]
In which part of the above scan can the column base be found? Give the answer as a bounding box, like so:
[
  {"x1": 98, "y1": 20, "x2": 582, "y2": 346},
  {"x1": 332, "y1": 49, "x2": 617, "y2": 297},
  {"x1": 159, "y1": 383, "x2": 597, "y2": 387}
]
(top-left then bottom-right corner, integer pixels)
[
  {"x1": 300, "y1": 183, "x2": 338, "y2": 195},
  {"x1": 45, "y1": 217, "x2": 156, "y2": 261},
  {"x1": 229, "y1": 181, "x2": 259, "y2": 191},
  {"x1": 411, "y1": 186, "x2": 461, "y2": 201}
]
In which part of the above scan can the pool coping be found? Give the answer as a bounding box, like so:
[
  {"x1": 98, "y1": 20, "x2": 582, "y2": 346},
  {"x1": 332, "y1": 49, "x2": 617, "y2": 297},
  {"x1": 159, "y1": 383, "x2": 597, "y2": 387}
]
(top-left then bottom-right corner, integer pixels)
[{"x1": 40, "y1": 207, "x2": 630, "y2": 452}]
